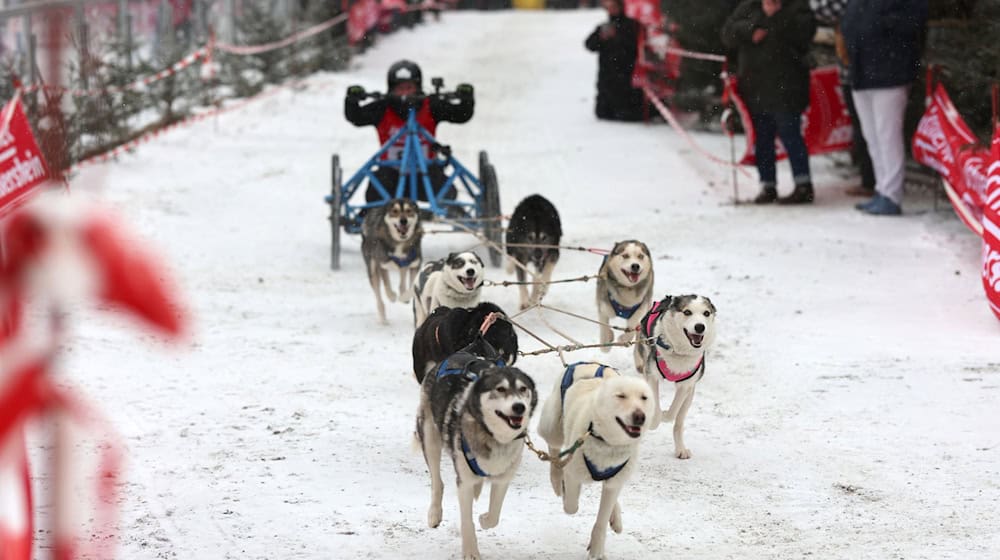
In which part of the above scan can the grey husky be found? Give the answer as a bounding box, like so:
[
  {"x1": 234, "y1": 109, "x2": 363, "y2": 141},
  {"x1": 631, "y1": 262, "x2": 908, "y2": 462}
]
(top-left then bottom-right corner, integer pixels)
[
  {"x1": 361, "y1": 198, "x2": 423, "y2": 323},
  {"x1": 415, "y1": 340, "x2": 537, "y2": 560}
]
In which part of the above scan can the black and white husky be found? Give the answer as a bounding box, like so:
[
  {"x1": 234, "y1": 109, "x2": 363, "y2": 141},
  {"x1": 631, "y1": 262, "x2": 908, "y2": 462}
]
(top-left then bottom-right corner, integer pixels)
[
  {"x1": 416, "y1": 340, "x2": 537, "y2": 560},
  {"x1": 505, "y1": 194, "x2": 562, "y2": 310},
  {"x1": 536, "y1": 362, "x2": 653, "y2": 560},
  {"x1": 361, "y1": 198, "x2": 423, "y2": 324},
  {"x1": 595, "y1": 240, "x2": 654, "y2": 350},
  {"x1": 412, "y1": 251, "x2": 485, "y2": 328},
  {"x1": 634, "y1": 294, "x2": 717, "y2": 460}
]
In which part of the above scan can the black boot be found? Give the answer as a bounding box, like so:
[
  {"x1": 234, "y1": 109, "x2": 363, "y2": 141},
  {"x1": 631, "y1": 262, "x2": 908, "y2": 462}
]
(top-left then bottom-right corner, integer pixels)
[
  {"x1": 753, "y1": 184, "x2": 778, "y2": 204},
  {"x1": 778, "y1": 182, "x2": 814, "y2": 205}
]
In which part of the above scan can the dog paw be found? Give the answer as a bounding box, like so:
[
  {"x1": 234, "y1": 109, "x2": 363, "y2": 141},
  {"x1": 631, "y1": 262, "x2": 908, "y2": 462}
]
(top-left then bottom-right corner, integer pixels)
[
  {"x1": 586, "y1": 543, "x2": 606, "y2": 560},
  {"x1": 479, "y1": 512, "x2": 499, "y2": 530},
  {"x1": 385, "y1": 290, "x2": 398, "y2": 303},
  {"x1": 463, "y1": 550, "x2": 482, "y2": 560},
  {"x1": 610, "y1": 512, "x2": 622, "y2": 534},
  {"x1": 675, "y1": 447, "x2": 692, "y2": 460},
  {"x1": 398, "y1": 291, "x2": 412, "y2": 304},
  {"x1": 427, "y1": 505, "x2": 442, "y2": 528}
]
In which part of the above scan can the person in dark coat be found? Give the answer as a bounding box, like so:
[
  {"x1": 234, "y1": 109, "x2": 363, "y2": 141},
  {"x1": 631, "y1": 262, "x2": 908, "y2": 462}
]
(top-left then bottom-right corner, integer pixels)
[
  {"x1": 841, "y1": 0, "x2": 928, "y2": 216},
  {"x1": 721, "y1": 0, "x2": 817, "y2": 204},
  {"x1": 585, "y1": 0, "x2": 644, "y2": 122},
  {"x1": 345, "y1": 60, "x2": 474, "y2": 204}
]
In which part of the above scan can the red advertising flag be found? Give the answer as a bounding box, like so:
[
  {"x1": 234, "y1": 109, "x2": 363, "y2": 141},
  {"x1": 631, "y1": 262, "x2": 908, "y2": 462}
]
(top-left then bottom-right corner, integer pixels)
[
  {"x1": 912, "y1": 83, "x2": 989, "y2": 234},
  {"x1": 0, "y1": 95, "x2": 51, "y2": 219},
  {"x1": 730, "y1": 66, "x2": 853, "y2": 166},
  {"x1": 982, "y1": 122, "x2": 1000, "y2": 321}
]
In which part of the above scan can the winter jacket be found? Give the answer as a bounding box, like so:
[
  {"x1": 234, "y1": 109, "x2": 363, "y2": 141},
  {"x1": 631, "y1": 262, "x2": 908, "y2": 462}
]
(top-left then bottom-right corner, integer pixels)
[
  {"x1": 721, "y1": 0, "x2": 817, "y2": 114},
  {"x1": 585, "y1": 15, "x2": 641, "y2": 92},
  {"x1": 840, "y1": 0, "x2": 928, "y2": 90},
  {"x1": 345, "y1": 93, "x2": 474, "y2": 158}
]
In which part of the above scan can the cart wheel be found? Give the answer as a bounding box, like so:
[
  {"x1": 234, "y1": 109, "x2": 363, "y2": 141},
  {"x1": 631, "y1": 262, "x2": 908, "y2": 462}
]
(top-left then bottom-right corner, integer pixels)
[
  {"x1": 329, "y1": 154, "x2": 343, "y2": 270},
  {"x1": 479, "y1": 151, "x2": 503, "y2": 268}
]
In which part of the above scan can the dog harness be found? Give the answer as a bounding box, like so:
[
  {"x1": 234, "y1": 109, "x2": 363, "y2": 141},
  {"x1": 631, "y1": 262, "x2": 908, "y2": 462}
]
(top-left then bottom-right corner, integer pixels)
[
  {"x1": 640, "y1": 299, "x2": 706, "y2": 383},
  {"x1": 461, "y1": 435, "x2": 491, "y2": 477},
  {"x1": 607, "y1": 292, "x2": 642, "y2": 319},
  {"x1": 581, "y1": 423, "x2": 628, "y2": 481},
  {"x1": 559, "y1": 362, "x2": 609, "y2": 404},
  {"x1": 388, "y1": 246, "x2": 419, "y2": 267}
]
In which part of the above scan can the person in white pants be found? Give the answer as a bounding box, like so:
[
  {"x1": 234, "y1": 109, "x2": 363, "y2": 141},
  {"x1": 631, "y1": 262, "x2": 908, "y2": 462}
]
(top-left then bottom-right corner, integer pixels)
[{"x1": 840, "y1": 0, "x2": 928, "y2": 216}]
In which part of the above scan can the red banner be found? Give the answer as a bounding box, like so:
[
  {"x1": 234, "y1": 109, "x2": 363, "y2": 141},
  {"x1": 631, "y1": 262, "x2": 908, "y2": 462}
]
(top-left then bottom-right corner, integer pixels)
[
  {"x1": 983, "y1": 123, "x2": 1000, "y2": 320},
  {"x1": 727, "y1": 66, "x2": 853, "y2": 165},
  {"x1": 348, "y1": 0, "x2": 379, "y2": 45},
  {"x1": 624, "y1": 0, "x2": 662, "y2": 31},
  {"x1": 0, "y1": 96, "x2": 51, "y2": 219},
  {"x1": 912, "y1": 83, "x2": 990, "y2": 234}
]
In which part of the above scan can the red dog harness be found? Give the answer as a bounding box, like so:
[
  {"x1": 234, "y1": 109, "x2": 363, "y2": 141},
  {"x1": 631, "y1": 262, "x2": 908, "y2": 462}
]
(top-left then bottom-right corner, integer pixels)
[{"x1": 640, "y1": 300, "x2": 706, "y2": 383}]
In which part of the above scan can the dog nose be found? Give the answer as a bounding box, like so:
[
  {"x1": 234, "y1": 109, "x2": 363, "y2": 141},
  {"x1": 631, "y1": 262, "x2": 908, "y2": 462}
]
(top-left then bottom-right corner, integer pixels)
[
  {"x1": 632, "y1": 411, "x2": 646, "y2": 426},
  {"x1": 694, "y1": 323, "x2": 705, "y2": 334},
  {"x1": 400, "y1": 218, "x2": 408, "y2": 226},
  {"x1": 630, "y1": 263, "x2": 640, "y2": 273},
  {"x1": 511, "y1": 402, "x2": 526, "y2": 415},
  {"x1": 466, "y1": 268, "x2": 475, "y2": 276}
]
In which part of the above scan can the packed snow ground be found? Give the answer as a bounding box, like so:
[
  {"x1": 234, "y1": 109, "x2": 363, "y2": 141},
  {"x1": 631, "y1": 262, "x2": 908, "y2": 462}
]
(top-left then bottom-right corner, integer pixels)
[{"x1": 57, "y1": 10, "x2": 1000, "y2": 560}]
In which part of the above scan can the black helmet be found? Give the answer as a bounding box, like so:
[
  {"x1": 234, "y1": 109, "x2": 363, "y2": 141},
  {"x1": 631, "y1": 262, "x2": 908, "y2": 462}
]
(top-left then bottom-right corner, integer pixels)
[{"x1": 387, "y1": 60, "x2": 423, "y2": 92}]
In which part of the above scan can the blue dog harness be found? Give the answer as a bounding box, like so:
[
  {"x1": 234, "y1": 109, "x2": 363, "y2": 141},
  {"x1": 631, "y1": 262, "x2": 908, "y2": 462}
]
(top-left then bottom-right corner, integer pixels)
[
  {"x1": 607, "y1": 292, "x2": 642, "y2": 319},
  {"x1": 388, "y1": 246, "x2": 419, "y2": 267},
  {"x1": 436, "y1": 343, "x2": 507, "y2": 477},
  {"x1": 559, "y1": 362, "x2": 609, "y2": 403},
  {"x1": 558, "y1": 363, "x2": 628, "y2": 481}
]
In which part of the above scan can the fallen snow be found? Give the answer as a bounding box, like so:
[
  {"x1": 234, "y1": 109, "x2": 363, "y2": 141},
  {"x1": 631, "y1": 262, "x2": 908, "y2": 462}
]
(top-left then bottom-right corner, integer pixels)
[{"x1": 50, "y1": 10, "x2": 1000, "y2": 560}]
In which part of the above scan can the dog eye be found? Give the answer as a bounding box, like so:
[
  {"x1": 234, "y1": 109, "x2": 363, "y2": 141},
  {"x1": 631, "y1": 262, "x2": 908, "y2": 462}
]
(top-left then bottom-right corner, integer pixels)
[
  {"x1": 519, "y1": 386, "x2": 529, "y2": 394},
  {"x1": 683, "y1": 310, "x2": 692, "y2": 316},
  {"x1": 616, "y1": 393, "x2": 625, "y2": 399},
  {"x1": 495, "y1": 386, "x2": 507, "y2": 394},
  {"x1": 640, "y1": 395, "x2": 648, "y2": 401},
  {"x1": 703, "y1": 311, "x2": 710, "y2": 317}
]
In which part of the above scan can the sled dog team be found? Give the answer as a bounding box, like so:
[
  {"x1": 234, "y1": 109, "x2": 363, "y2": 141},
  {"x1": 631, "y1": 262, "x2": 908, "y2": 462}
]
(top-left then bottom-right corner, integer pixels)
[{"x1": 360, "y1": 195, "x2": 717, "y2": 560}]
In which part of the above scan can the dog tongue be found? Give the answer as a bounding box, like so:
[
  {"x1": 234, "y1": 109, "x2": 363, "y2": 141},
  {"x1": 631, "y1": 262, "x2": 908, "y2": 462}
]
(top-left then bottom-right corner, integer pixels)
[
  {"x1": 462, "y1": 277, "x2": 476, "y2": 290},
  {"x1": 625, "y1": 271, "x2": 639, "y2": 283}
]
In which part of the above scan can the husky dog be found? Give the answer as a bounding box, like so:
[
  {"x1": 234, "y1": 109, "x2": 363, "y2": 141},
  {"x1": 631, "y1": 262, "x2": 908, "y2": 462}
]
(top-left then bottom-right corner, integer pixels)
[
  {"x1": 634, "y1": 294, "x2": 717, "y2": 460},
  {"x1": 536, "y1": 362, "x2": 653, "y2": 560},
  {"x1": 411, "y1": 302, "x2": 518, "y2": 384},
  {"x1": 361, "y1": 198, "x2": 423, "y2": 324},
  {"x1": 505, "y1": 195, "x2": 562, "y2": 310},
  {"x1": 416, "y1": 340, "x2": 537, "y2": 560},
  {"x1": 412, "y1": 251, "x2": 486, "y2": 328},
  {"x1": 595, "y1": 240, "x2": 654, "y2": 350}
]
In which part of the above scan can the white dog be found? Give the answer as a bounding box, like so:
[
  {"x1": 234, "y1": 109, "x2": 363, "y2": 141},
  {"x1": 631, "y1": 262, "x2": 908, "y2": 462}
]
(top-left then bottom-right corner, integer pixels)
[
  {"x1": 537, "y1": 362, "x2": 654, "y2": 560},
  {"x1": 596, "y1": 240, "x2": 654, "y2": 350},
  {"x1": 412, "y1": 251, "x2": 485, "y2": 327},
  {"x1": 634, "y1": 294, "x2": 717, "y2": 459}
]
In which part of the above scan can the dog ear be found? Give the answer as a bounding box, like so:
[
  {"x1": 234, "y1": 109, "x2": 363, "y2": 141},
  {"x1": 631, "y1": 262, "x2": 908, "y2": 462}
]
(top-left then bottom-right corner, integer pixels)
[{"x1": 702, "y1": 296, "x2": 716, "y2": 315}]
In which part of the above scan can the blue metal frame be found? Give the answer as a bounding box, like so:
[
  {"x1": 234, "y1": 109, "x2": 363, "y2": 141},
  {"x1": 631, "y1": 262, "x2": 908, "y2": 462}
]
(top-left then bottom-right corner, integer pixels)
[{"x1": 337, "y1": 109, "x2": 486, "y2": 234}]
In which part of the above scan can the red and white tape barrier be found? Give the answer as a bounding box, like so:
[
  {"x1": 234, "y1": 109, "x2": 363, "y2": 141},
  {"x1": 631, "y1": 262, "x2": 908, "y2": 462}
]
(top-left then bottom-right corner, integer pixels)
[
  {"x1": 661, "y1": 46, "x2": 727, "y2": 63},
  {"x1": 20, "y1": 46, "x2": 209, "y2": 97},
  {"x1": 215, "y1": 13, "x2": 349, "y2": 55},
  {"x1": 642, "y1": 84, "x2": 753, "y2": 179}
]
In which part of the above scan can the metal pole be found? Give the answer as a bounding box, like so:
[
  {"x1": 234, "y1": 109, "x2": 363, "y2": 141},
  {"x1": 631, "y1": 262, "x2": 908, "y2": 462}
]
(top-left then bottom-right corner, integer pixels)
[
  {"x1": 76, "y1": 1, "x2": 88, "y2": 90},
  {"x1": 730, "y1": 133, "x2": 739, "y2": 205},
  {"x1": 125, "y1": 12, "x2": 133, "y2": 72}
]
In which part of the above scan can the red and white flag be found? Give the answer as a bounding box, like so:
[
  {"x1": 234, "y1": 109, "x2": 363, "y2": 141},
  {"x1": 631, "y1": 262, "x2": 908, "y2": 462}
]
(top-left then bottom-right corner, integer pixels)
[{"x1": 982, "y1": 121, "x2": 1000, "y2": 320}]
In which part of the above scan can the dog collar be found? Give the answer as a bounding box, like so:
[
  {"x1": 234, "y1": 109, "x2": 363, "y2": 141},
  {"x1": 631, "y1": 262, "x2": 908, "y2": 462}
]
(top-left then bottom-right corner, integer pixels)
[
  {"x1": 461, "y1": 435, "x2": 490, "y2": 477},
  {"x1": 584, "y1": 454, "x2": 627, "y2": 481},
  {"x1": 655, "y1": 352, "x2": 705, "y2": 383},
  {"x1": 607, "y1": 291, "x2": 642, "y2": 320},
  {"x1": 559, "y1": 362, "x2": 609, "y2": 404},
  {"x1": 436, "y1": 355, "x2": 506, "y2": 380},
  {"x1": 388, "y1": 246, "x2": 418, "y2": 267}
]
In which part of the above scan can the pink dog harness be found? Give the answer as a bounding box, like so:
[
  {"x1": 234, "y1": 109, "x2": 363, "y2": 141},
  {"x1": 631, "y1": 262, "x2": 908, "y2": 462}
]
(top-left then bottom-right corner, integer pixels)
[{"x1": 641, "y1": 300, "x2": 706, "y2": 383}]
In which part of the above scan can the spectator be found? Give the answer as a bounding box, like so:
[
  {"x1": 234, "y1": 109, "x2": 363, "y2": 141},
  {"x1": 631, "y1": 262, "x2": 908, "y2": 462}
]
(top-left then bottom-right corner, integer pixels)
[
  {"x1": 721, "y1": 0, "x2": 817, "y2": 204},
  {"x1": 841, "y1": 0, "x2": 928, "y2": 215},
  {"x1": 585, "y1": 0, "x2": 644, "y2": 122},
  {"x1": 809, "y1": 0, "x2": 875, "y2": 198},
  {"x1": 344, "y1": 60, "x2": 474, "y2": 204}
]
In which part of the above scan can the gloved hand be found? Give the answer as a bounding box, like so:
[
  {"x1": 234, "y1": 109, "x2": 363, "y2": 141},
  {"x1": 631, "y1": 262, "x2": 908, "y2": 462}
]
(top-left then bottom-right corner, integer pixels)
[
  {"x1": 346, "y1": 85, "x2": 366, "y2": 100},
  {"x1": 456, "y1": 83, "x2": 474, "y2": 99}
]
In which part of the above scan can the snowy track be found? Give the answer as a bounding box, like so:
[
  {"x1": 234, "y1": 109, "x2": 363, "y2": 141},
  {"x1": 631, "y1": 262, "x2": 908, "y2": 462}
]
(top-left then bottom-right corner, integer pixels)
[{"x1": 61, "y1": 11, "x2": 1000, "y2": 559}]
